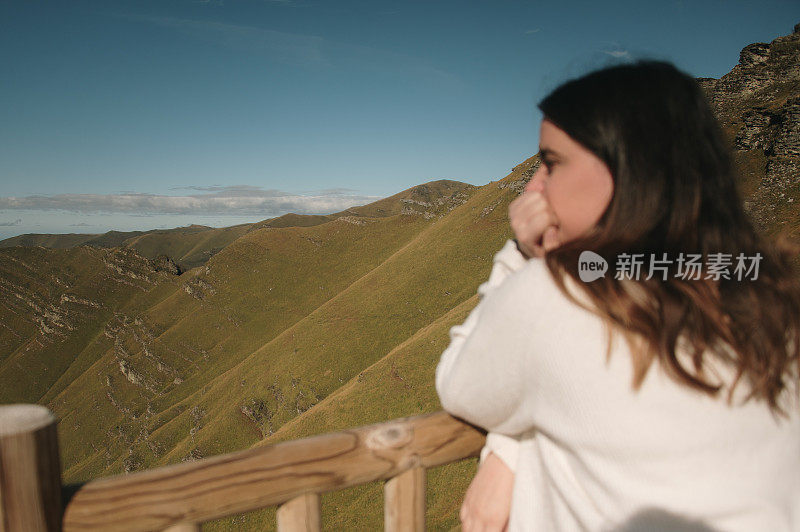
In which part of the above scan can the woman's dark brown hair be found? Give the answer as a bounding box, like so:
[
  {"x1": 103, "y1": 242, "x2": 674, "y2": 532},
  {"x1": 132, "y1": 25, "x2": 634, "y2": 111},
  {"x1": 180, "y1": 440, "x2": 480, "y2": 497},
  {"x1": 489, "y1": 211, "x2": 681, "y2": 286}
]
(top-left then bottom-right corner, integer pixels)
[{"x1": 537, "y1": 59, "x2": 800, "y2": 419}]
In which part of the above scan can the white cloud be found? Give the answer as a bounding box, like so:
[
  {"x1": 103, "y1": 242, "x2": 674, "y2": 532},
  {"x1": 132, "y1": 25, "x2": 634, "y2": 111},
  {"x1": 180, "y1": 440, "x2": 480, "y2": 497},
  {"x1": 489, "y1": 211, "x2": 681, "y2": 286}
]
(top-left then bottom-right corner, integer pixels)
[
  {"x1": 598, "y1": 41, "x2": 631, "y2": 59},
  {"x1": 0, "y1": 187, "x2": 380, "y2": 217},
  {"x1": 602, "y1": 50, "x2": 631, "y2": 58},
  {"x1": 0, "y1": 218, "x2": 22, "y2": 227}
]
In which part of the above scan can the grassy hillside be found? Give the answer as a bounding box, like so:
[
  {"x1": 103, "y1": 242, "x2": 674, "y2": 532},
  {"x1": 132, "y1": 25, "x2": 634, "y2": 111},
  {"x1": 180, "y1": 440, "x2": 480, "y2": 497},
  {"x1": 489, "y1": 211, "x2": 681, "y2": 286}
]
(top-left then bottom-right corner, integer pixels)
[
  {"x1": 207, "y1": 294, "x2": 482, "y2": 531},
  {"x1": 0, "y1": 168, "x2": 523, "y2": 530},
  {"x1": 0, "y1": 232, "x2": 105, "y2": 249},
  {"x1": 0, "y1": 224, "x2": 254, "y2": 271},
  {"x1": 120, "y1": 224, "x2": 254, "y2": 270},
  {"x1": 0, "y1": 246, "x2": 182, "y2": 402},
  {"x1": 46, "y1": 207, "x2": 448, "y2": 481}
]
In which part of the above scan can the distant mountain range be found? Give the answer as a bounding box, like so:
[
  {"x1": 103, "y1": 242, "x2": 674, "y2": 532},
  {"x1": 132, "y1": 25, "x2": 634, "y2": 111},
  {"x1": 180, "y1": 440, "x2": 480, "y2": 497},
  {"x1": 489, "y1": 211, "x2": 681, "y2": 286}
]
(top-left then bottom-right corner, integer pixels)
[
  {"x1": 0, "y1": 23, "x2": 798, "y2": 531},
  {"x1": 0, "y1": 180, "x2": 473, "y2": 271}
]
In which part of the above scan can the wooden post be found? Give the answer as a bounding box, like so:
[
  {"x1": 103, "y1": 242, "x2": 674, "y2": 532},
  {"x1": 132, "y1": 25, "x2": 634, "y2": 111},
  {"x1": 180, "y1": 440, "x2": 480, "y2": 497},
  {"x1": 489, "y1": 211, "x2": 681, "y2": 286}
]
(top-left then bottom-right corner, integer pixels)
[
  {"x1": 276, "y1": 492, "x2": 320, "y2": 532},
  {"x1": 0, "y1": 404, "x2": 62, "y2": 532},
  {"x1": 384, "y1": 465, "x2": 425, "y2": 532}
]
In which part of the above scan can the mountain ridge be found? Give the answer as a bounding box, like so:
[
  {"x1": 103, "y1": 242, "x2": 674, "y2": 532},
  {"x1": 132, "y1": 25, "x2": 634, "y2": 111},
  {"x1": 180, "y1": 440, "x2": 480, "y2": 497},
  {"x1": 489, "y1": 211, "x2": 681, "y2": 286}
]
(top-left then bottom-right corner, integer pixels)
[{"x1": 0, "y1": 179, "x2": 476, "y2": 271}]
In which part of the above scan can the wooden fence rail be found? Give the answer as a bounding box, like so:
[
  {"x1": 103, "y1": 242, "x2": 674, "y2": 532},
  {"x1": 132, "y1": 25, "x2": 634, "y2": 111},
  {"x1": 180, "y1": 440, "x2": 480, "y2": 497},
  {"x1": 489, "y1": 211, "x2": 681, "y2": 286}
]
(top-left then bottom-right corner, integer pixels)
[{"x1": 0, "y1": 404, "x2": 486, "y2": 531}]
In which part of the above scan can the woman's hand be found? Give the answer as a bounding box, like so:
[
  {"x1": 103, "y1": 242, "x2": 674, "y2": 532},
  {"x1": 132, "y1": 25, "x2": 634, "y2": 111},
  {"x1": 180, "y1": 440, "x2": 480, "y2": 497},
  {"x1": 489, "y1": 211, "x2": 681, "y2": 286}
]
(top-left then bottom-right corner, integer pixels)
[
  {"x1": 508, "y1": 187, "x2": 561, "y2": 258},
  {"x1": 460, "y1": 451, "x2": 515, "y2": 532}
]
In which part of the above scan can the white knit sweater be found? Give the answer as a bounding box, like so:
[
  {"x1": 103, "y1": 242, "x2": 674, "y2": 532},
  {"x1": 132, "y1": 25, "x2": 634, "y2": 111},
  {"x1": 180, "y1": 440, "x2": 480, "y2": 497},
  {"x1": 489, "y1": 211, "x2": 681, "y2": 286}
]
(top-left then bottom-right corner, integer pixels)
[{"x1": 435, "y1": 239, "x2": 800, "y2": 531}]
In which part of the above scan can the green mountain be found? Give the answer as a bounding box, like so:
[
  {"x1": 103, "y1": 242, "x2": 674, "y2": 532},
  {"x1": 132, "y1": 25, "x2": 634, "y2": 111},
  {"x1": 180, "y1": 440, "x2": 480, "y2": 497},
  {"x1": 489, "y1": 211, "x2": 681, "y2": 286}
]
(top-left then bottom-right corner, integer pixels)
[
  {"x1": 0, "y1": 224, "x2": 254, "y2": 271},
  {"x1": 1, "y1": 25, "x2": 799, "y2": 530},
  {"x1": 0, "y1": 179, "x2": 473, "y2": 271}
]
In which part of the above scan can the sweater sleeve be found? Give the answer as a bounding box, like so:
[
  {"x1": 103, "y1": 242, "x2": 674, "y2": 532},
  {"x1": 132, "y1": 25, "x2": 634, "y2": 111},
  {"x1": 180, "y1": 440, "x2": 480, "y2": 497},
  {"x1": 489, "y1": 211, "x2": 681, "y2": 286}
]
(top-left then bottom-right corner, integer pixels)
[
  {"x1": 479, "y1": 432, "x2": 523, "y2": 472},
  {"x1": 435, "y1": 239, "x2": 540, "y2": 448}
]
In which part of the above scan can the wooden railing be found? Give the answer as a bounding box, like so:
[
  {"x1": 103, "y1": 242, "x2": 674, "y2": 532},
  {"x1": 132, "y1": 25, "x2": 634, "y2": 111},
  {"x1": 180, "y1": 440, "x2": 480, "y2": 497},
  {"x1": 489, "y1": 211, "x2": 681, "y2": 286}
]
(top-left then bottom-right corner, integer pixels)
[{"x1": 0, "y1": 404, "x2": 486, "y2": 531}]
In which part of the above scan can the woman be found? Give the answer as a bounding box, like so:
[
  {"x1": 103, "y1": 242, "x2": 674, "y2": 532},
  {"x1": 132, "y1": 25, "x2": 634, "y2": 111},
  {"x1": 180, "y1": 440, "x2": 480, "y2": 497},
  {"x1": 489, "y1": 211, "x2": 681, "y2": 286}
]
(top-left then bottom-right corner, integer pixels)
[{"x1": 435, "y1": 59, "x2": 800, "y2": 532}]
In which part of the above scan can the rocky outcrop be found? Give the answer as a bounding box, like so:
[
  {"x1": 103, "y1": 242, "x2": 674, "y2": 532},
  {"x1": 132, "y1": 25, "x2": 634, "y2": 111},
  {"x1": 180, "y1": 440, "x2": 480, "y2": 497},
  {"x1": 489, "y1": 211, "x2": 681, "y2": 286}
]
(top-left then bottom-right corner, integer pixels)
[
  {"x1": 182, "y1": 276, "x2": 216, "y2": 300},
  {"x1": 696, "y1": 22, "x2": 800, "y2": 230},
  {"x1": 399, "y1": 189, "x2": 470, "y2": 219},
  {"x1": 151, "y1": 254, "x2": 182, "y2": 276}
]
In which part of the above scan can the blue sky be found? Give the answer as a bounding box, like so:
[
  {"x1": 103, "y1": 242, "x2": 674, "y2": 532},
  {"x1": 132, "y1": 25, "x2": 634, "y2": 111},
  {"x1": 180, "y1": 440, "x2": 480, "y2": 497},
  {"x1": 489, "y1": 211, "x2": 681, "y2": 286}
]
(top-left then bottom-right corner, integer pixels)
[{"x1": 0, "y1": 0, "x2": 797, "y2": 239}]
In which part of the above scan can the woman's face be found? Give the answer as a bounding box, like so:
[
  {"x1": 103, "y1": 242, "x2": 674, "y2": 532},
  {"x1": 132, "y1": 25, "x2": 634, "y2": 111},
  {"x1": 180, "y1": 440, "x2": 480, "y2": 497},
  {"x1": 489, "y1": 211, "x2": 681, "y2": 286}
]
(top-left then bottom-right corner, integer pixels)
[{"x1": 525, "y1": 118, "x2": 615, "y2": 244}]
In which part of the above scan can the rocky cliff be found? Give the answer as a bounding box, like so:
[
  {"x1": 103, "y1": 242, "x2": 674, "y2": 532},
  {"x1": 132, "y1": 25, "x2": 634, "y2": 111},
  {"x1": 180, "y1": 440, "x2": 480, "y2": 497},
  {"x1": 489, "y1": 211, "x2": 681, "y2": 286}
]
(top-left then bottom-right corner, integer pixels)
[{"x1": 697, "y1": 22, "x2": 800, "y2": 234}]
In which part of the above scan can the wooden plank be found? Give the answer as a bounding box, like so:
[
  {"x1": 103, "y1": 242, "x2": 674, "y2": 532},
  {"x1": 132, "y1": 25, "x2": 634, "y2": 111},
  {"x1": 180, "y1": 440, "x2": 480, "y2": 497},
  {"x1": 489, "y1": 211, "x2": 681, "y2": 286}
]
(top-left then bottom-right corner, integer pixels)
[
  {"x1": 385, "y1": 466, "x2": 425, "y2": 532},
  {"x1": 0, "y1": 404, "x2": 63, "y2": 532},
  {"x1": 276, "y1": 492, "x2": 320, "y2": 532},
  {"x1": 63, "y1": 410, "x2": 484, "y2": 531}
]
